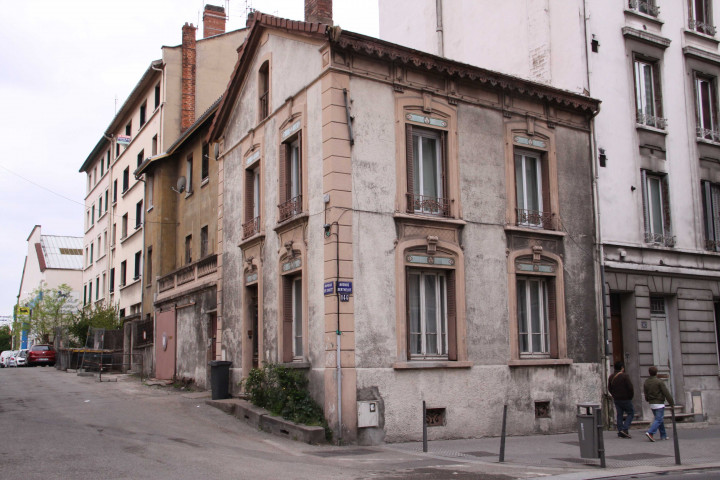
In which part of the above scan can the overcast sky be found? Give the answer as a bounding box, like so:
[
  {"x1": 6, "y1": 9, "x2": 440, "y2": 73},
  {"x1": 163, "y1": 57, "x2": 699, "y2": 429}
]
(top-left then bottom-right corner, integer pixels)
[{"x1": 0, "y1": 0, "x2": 379, "y2": 319}]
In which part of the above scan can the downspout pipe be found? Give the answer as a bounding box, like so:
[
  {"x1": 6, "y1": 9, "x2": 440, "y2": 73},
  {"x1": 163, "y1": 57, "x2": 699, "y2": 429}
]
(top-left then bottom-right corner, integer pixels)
[{"x1": 436, "y1": 0, "x2": 444, "y2": 57}]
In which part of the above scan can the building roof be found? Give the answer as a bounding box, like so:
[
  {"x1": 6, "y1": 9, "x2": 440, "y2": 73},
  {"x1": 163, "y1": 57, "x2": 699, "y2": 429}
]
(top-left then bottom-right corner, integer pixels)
[{"x1": 37, "y1": 235, "x2": 83, "y2": 271}]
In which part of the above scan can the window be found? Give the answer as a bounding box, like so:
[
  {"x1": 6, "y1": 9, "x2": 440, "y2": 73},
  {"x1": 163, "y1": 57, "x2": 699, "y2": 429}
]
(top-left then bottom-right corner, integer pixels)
[
  {"x1": 113, "y1": 180, "x2": 118, "y2": 203},
  {"x1": 88, "y1": 282, "x2": 92, "y2": 303},
  {"x1": 408, "y1": 270, "x2": 449, "y2": 358},
  {"x1": 122, "y1": 168, "x2": 129, "y2": 193},
  {"x1": 696, "y1": 74, "x2": 719, "y2": 141},
  {"x1": 259, "y1": 61, "x2": 270, "y2": 121},
  {"x1": 147, "y1": 247, "x2": 153, "y2": 285},
  {"x1": 120, "y1": 261, "x2": 127, "y2": 287},
  {"x1": 95, "y1": 277, "x2": 100, "y2": 301},
  {"x1": 185, "y1": 235, "x2": 192, "y2": 264},
  {"x1": 139, "y1": 101, "x2": 147, "y2": 127},
  {"x1": 517, "y1": 277, "x2": 552, "y2": 357},
  {"x1": 282, "y1": 275, "x2": 303, "y2": 361},
  {"x1": 147, "y1": 175, "x2": 154, "y2": 208},
  {"x1": 137, "y1": 149, "x2": 144, "y2": 168},
  {"x1": 102, "y1": 273, "x2": 106, "y2": 299},
  {"x1": 83, "y1": 285, "x2": 87, "y2": 306},
  {"x1": 112, "y1": 223, "x2": 117, "y2": 246},
  {"x1": 243, "y1": 166, "x2": 261, "y2": 238},
  {"x1": 135, "y1": 200, "x2": 143, "y2": 228},
  {"x1": 702, "y1": 181, "x2": 720, "y2": 251},
  {"x1": 125, "y1": 122, "x2": 131, "y2": 136},
  {"x1": 634, "y1": 57, "x2": 665, "y2": 129},
  {"x1": 98, "y1": 197, "x2": 102, "y2": 217},
  {"x1": 121, "y1": 213, "x2": 128, "y2": 239},
  {"x1": 689, "y1": 0, "x2": 716, "y2": 36},
  {"x1": 116, "y1": 142, "x2": 120, "y2": 158},
  {"x1": 200, "y1": 226, "x2": 209, "y2": 258},
  {"x1": 186, "y1": 154, "x2": 193, "y2": 194},
  {"x1": 642, "y1": 170, "x2": 674, "y2": 246},
  {"x1": 154, "y1": 83, "x2": 161, "y2": 109},
  {"x1": 134, "y1": 251, "x2": 141, "y2": 280},
  {"x1": 279, "y1": 135, "x2": 302, "y2": 221},
  {"x1": 100, "y1": 158, "x2": 104, "y2": 177},
  {"x1": 514, "y1": 151, "x2": 549, "y2": 228},
  {"x1": 106, "y1": 150, "x2": 111, "y2": 170},
  {"x1": 89, "y1": 243, "x2": 94, "y2": 265},
  {"x1": 406, "y1": 126, "x2": 449, "y2": 216},
  {"x1": 91, "y1": 204, "x2": 95, "y2": 225},
  {"x1": 201, "y1": 143, "x2": 210, "y2": 181},
  {"x1": 629, "y1": 0, "x2": 659, "y2": 17},
  {"x1": 97, "y1": 235, "x2": 102, "y2": 257},
  {"x1": 152, "y1": 135, "x2": 158, "y2": 156},
  {"x1": 104, "y1": 189, "x2": 109, "y2": 213},
  {"x1": 103, "y1": 231, "x2": 107, "y2": 253},
  {"x1": 109, "y1": 268, "x2": 115, "y2": 292}
]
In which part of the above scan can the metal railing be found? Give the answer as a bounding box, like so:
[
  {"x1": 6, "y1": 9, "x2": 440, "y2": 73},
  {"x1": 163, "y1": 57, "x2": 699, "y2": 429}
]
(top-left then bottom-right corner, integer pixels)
[
  {"x1": 516, "y1": 209, "x2": 560, "y2": 230},
  {"x1": 242, "y1": 216, "x2": 260, "y2": 239},
  {"x1": 689, "y1": 18, "x2": 717, "y2": 36},
  {"x1": 645, "y1": 231, "x2": 676, "y2": 247},
  {"x1": 637, "y1": 112, "x2": 667, "y2": 130},
  {"x1": 628, "y1": 0, "x2": 660, "y2": 17},
  {"x1": 278, "y1": 195, "x2": 302, "y2": 222},
  {"x1": 406, "y1": 193, "x2": 450, "y2": 217},
  {"x1": 697, "y1": 126, "x2": 720, "y2": 142}
]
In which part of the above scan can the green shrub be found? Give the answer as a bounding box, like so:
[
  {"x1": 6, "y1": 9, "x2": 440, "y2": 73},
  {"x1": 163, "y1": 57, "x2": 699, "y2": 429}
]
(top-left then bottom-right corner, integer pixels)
[{"x1": 243, "y1": 363, "x2": 331, "y2": 441}]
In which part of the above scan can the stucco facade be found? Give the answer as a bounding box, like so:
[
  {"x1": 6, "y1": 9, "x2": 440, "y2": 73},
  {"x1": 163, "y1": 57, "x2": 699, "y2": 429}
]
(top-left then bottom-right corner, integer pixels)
[
  {"x1": 210, "y1": 12, "x2": 601, "y2": 443},
  {"x1": 379, "y1": 0, "x2": 720, "y2": 424}
]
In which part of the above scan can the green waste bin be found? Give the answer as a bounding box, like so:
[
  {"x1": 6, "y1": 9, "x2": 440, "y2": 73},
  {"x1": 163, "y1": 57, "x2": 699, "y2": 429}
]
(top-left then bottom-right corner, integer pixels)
[
  {"x1": 577, "y1": 403, "x2": 600, "y2": 459},
  {"x1": 209, "y1": 360, "x2": 232, "y2": 400}
]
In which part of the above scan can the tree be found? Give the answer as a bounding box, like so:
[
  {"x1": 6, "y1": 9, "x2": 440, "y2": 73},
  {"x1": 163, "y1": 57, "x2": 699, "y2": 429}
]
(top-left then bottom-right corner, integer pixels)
[
  {"x1": 70, "y1": 303, "x2": 121, "y2": 347},
  {"x1": 0, "y1": 325, "x2": 11, "y2": 351},
  {"x1": 22, "y1": 283, "x2": 78, "y2": 344}
]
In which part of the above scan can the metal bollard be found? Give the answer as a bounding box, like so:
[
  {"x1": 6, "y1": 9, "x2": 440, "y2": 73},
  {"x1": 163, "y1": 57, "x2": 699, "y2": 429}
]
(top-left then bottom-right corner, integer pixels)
[
  {"x1": 499, "y1": 404, "x2": 507, "y2": 462},
  {"x1": 422, "y1": 401, "x2": 428, "y2": 453},
  {"x1": 595, "y1": 408, "x2": 606, "y2": 468},
  {"x1": 671, "y1": 407, "x2": 681, "y2": 465}
]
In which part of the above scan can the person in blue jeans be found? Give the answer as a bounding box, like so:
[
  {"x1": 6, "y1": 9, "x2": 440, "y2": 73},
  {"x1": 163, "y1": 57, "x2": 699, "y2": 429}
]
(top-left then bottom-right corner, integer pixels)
[
  {"x1": 643, "y1": 366, "x2": 674, "y2": 441},
  {"x1": 608, "y1": 361, "x2": 634, "y2": 438}
]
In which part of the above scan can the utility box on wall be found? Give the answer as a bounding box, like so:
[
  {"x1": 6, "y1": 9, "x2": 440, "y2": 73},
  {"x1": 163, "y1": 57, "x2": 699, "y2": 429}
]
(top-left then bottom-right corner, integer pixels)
[{"x1": 357, "y1": 401, "x2": 379, "y2": 428}]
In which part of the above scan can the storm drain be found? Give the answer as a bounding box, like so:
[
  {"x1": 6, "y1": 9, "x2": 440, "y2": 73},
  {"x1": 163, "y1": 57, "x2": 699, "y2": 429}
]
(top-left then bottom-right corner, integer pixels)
[
  {"x1": 310, "y1": 448, "x2": 378, "y2": 457},
  {"x1": 606, "y1": 453, "x2": 671, "y2": 461}
]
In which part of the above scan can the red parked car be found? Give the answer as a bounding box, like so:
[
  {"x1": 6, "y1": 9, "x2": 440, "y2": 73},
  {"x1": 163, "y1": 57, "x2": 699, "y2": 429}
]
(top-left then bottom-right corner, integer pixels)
[{"x1": 27, "y1": 345, "x2": 56, "y2": 367}]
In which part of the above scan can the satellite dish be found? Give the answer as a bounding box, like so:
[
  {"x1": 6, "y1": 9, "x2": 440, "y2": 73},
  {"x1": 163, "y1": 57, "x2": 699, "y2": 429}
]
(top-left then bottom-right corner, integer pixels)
[{"x1": 172, "y1": 176, "x2": 186, "y2": 194}]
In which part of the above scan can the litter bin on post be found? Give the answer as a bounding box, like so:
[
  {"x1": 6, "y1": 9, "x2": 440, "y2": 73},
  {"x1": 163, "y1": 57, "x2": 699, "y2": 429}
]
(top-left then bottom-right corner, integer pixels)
[
  {"x1": 209, "y1": 360, "x2": 232, "y2": 400},
  {"x1": 577, "y1": 403, "x2": 600, "y2": 459}
]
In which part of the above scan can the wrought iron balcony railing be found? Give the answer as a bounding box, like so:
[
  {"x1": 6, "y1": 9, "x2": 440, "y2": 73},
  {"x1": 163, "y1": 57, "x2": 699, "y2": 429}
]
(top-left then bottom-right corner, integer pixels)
[
  {"x1": 645, "y1": 232, "x2": 676, "y2": 247},
  {"x1": 516, "y1": 209, "x2": 560, "y2": 231},
  {"x1": 637, "y1": 112, "x2": 667, "y2": 130},
  {"x1": 278, "y1": 195, "x2": 302, "y2": 222},
  {"x1": 242, "y1": 216, "x2": 261, "y2": 239},
  {"x1": 629, "y1": 0, "x2": 660, "y2": 17},
  {"x1": 406, "y1": 193, "x2": 450, "y2": 217},
  {"x1": 689, "y1": 18, "x2": 717, "y2": 36},
  {"x1": 697, "y1": 126, "x2": 720, "y2": 142}
]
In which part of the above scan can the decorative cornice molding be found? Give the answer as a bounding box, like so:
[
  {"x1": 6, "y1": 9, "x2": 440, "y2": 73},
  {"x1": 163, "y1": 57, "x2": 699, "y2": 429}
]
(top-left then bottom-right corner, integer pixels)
[
  {"x1": 622, "y1": 26, "x2": 671, "y2": 49},
  {"x1": 683, "y1": 45, "x2": 720, "y2": 66}
]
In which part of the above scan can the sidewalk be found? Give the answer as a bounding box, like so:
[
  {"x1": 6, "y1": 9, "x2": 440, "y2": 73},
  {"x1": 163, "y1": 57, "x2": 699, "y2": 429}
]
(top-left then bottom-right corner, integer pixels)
[{"x1": 378, "y1": 422, "x2": 720, "y2": 479}]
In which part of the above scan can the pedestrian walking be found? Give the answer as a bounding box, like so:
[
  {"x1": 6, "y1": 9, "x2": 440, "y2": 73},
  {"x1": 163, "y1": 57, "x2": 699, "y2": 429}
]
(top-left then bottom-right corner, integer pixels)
[
  {"x1": 643, "y1": 366, "x2": 674, "y2": 442},
  {"x1": 608, "y1": 360, "x2": 634, "y2": 438}
]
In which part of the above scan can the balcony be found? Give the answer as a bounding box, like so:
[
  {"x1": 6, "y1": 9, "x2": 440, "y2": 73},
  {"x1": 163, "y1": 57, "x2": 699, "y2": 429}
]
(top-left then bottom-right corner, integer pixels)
[
  {"x1": 689, "y1": 18, "x2": 717, "y2": 36},
  {"x1": 156, "y1": 254, "x2": 218, "y2": 301},
  {"x1": 406, "y1": 193, "x2": 450, "y2": 217},
  {"x1": 645, "y1": 232, "x2": 676, "y2": 247},
  {"x1": 242, "y1": 216, "x2": 261, "y2": 239},
  {"x1": 278, "y1": 195, "x2": 302, "y2": 222},
  {"x1": 637, "y1": 112, "x2": 667, "y2": 130},
  {"x1": 516, "y1": 209, "x2": 561, "y2": 231},
  {"x1": 697, "y1": 126, "x2": 720, "y2": 142},
  {"x1": 628, "y1": 0, "x2": 659, "y2": 17}
]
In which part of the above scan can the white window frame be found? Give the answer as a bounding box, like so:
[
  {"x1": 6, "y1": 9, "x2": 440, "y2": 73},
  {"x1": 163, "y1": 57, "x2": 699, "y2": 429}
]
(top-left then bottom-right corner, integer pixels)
[
  {"x1": 408, "y1": 270, "x2": 448, "y2": 359},
  {"x1": 634, "y1": 59, "x2": 657, "y2": 124},
  {"x1": 514, "y1": 151, "x2": 543, "y2": 227},
  {"x1": 412, "y1": 128, "x2": 443, "y2": 206},
  {"x1": 517, "y1": 277, "x2": 550, "y2": 357},
  {"x1": 290, "y1": 139, "x2": 301, "y2": 200},
  {"x1": 646, "y1": 173, "x2": 665, "y2": 238},
  {"x1": 696, "y1": 75, "x2": 718, "y2": 138}
]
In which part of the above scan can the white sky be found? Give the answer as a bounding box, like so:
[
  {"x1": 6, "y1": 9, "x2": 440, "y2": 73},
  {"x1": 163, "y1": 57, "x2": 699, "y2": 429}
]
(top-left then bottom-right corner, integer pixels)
[{"x1": 0, "y1": 0, "x2": 379, "y2": 318}]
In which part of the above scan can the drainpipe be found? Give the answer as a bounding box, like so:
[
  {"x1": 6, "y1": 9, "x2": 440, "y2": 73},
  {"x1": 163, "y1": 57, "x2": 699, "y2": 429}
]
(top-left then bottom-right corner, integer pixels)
[
  {"x1": 435, "y1": 0, "x2": 444, "y2": 57},
  {"x1": 336, "y1": 221, "x2": 342, "y2": 443}
]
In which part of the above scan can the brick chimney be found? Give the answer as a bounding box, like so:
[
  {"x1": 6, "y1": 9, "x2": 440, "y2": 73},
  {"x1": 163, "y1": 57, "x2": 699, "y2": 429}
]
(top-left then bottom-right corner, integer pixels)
[
  {"x1": 203, "y1": 4, "x2": 226, "y2": 38},
  {"x1": 305, "y1": 0, "x2": 332, "y2": 25},
  {"x1": 181, "y1": 23, "x2": 197, "y2": 132}
]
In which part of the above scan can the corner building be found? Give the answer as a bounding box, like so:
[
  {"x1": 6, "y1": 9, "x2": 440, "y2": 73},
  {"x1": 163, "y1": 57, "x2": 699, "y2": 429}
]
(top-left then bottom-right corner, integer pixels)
[{"x1": 209, "y1": 7, "x2": 601, "y2": 443}]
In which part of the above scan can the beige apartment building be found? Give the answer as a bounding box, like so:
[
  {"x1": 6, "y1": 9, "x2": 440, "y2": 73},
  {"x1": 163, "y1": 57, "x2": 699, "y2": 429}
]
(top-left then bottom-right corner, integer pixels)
[{"x1": 79, "y1": 5, "x2": 246, "y2": 372}]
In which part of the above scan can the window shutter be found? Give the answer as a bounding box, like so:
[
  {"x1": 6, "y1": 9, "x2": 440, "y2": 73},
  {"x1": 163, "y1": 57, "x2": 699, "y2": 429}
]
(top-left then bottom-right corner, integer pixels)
[
  {"x1": 279, "y1": 142, "x2": 288, "y2": 206},
  {"x1": 641, "y1": 170, "x2": 650, "y2": 240},
  {"x1": 547, "y1": 279, "x2": 558, "y2": 359},
  {"x1": 245, "y1": 168, "x2": 254, "y2": 221},
  {"x1": 652, "y1": 63, "x2": 662, "y2": 120},
  {"x1": 711, "y1": 184, "x2": 720, "y2": 250},
  {"x1": 661, "y1": 175, "x2": 672, "y2": 241},
  {"x1": 446, "y1": 270, "x2": 457, "y2": 361},
  {"x1": 541, "y1": 157, "x2": 552, "y2": 229},
  {"x1": 405, "y1": 268, "x2": 412, "y2": 359},
  {"x1": 406, "y1": 124, "x2": 414, "y2": 213},
  {"x1": 282, "y1": 275, "x2": 293, "y2": 363}
]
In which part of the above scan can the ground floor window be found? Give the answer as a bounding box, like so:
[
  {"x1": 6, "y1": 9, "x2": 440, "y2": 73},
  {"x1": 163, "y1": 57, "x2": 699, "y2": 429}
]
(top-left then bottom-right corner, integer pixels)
[
  {"x1": 517, "y1": 277, "x2": 550, "y2": 356},
  {"x1": 408, "y1": 269, "x2": 450, "y2": 358}
]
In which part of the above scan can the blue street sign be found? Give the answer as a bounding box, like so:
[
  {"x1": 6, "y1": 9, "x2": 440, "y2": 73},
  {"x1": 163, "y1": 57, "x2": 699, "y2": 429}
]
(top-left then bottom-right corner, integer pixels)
[
  {"x1": 337, "y1": 281, "x2": 353, "y2": 294},
  {"x1": 324, "y1": 281, "x2": 335, "y2": 295}
]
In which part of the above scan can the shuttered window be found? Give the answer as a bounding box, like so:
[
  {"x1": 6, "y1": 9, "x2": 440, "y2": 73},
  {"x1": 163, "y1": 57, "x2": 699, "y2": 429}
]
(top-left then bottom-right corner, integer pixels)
[
  {"x1": 633, "y1": 57, "x2": 664, "y2": 129},
  {"x1": 281, "y1": 275, "x2": 303, "y2": 362},
  {"x1": 641, "y1": 170, "x2": 673, "y2": 246},
  {"x1": 279, "y1": 133, "x2": 302, "y2": 222},
  {"x1": 696, "y1": 74, "x2": 718, "y2": 140}
]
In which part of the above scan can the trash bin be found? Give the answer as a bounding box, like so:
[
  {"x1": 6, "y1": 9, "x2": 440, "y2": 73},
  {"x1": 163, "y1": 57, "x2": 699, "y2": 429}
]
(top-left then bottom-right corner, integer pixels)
[
  {"x1": 209, "y1": 360, "x2": 232, "y2": 400},
  {"x1": 577, "y1": 403, "x2": 600, "y2": 459}
]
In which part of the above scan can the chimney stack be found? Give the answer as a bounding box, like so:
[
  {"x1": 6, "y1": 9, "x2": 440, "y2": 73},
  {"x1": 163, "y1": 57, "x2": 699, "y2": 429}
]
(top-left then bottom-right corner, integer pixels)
[
  {"x1": 203, "y1": 4, "x2": 226, "y2": 38},
  {"x1": 181, "y1": 23, "x2": 197, "y2": 132},
  {"x1": 305, "y1": 0, "x2": 333, "y2": 25}
]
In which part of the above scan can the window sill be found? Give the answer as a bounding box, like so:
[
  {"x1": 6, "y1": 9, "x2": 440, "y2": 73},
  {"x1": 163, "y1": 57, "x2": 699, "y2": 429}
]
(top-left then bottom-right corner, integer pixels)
[
  {"x1": 274, "y1": 211, "x2": 309, "y2": 232},
  {"x1": 393, "y1": 212, "x2": 467, "y2": 226},
  {"x1": 120, "y1": 226, "x2": 142, "y2": 245},
  {"x1": 239, "y1": 232, "x2": 266, "y2": 249},
  {"x1": 96, "y1": 253, "x2": 106, "y2": 262},
  {"x1": 98, "y1": 211, "x2": 108, "y2": 221},
  {"x1": 623, "y1": 8, "x2": 663, "y2": 27},
  {"x1": 508, "y1": 358, "x2": 573, "y2": 367},
  {"x1": 185, "y1": 190, "x2": 194, "y2": 199},
  {"x1": 697, "y1": 137, "x2": 720, "y2": 148},
  {"x1": 683, "y1": 28, "x2": 720, "y2": 46},
  {"x1": 393, "y1": 360, "x2": 473, "y2": 370},
  {"x1": 504, "y1": 225, "x2": 566, "y2": 237},
  {"x1": 201, "y1": 177, "x2": 209, "y2": 188},
  {"x1": 119, "y1": 278, "x2": 141, "y2": 291},
  {"x1": 122, "y1": 179, "x2": 142, "y2": 198},
  {"x1": 636, "y1": 123, "x2": 667, "y2": 135},
  {"x1": 146, "y1": 205, "x2": 154, "y2": 213},
  {"x1": 279, "y1": 361, "x2": 311, "y2": 369}
]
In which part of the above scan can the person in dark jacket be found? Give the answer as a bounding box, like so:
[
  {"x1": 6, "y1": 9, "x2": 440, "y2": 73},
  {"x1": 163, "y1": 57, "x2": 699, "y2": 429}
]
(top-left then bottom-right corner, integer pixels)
[
  {"x1": 643, "y1": 365, "x2": 674, "y2": 441},
  {"x1": 608, "y1": 360, "x2": 634, "y2": 438}
]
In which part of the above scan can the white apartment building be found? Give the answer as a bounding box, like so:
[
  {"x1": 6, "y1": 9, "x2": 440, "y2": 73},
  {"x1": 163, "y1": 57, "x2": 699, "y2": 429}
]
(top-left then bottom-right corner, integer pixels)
[
  {"x1": 380, "y1": 0, "x2": 720, "y2": 423},
  {"x1": 79, "y1": 5, "x2": 246, "y2": 325}
]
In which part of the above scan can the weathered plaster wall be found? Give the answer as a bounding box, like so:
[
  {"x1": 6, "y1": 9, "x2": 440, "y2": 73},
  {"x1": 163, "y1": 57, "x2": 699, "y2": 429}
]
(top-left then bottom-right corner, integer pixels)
[{"x1": 174, "y1": 287, "x2": 216, "y2": 389}]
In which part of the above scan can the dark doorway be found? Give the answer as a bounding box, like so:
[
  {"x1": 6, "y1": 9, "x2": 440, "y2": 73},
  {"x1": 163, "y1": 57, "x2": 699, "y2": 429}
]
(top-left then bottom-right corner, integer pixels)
[
  {"x1": 248, "y1": 286, "x2": 259, "y2": 368},
  {"x1": 208, "y1": 312, "x2": 217, "y2": 361},
  {"x1": 610, "y1": 293, "x2": 625, "y2": 366}
]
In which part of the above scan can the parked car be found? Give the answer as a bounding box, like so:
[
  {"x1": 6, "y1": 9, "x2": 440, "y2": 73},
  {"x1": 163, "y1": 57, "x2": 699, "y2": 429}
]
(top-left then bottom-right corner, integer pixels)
[
  {"x1": 6, "y1": 350, "x2": 18, "y2": 367},
  {"x1": 0, "y1": 350, "x2": 14, "y2": 368},
  {"x1": 27, "y1": 345, "x2": 56, "y2": 367},
  {"x1": 15, "y1": 349, "x2": 29, "y2": 367}
]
